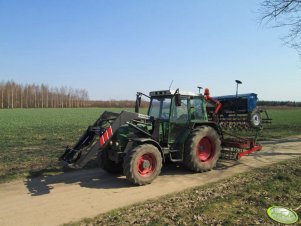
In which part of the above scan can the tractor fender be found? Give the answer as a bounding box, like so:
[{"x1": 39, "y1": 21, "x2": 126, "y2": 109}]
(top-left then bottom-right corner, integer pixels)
[{"x1": 131, "y1": 138, "x2": 165, "y2": 161}]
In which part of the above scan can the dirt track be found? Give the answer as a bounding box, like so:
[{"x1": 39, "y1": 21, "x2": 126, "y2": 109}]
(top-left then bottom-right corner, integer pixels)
[{"x1": 1, "y1": 139, "x2": 301, "y2": 226}]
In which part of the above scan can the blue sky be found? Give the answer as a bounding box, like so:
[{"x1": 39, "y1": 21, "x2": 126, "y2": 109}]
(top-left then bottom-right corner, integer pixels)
[{"x1": 0, "y1": 0, "x2": 300, "y2": 101}]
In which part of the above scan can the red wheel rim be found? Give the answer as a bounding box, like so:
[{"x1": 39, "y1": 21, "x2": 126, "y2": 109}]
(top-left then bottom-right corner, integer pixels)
[
  {"x1": 196, "y1": 137, "x2": 214, "y2": 162},
  {"x1": 137, "y1": 153, "x2": 157, "y2": 177}
]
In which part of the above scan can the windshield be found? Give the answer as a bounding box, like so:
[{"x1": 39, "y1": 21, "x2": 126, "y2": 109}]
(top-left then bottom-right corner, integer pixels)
[{"x1": 148, "y1": 97, "x2": 171, "y2": 120}]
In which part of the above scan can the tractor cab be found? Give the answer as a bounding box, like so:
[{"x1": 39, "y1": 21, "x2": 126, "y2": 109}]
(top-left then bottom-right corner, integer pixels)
[{"x1": 145, "y1": 90, "x2": 208, "y2": 147}]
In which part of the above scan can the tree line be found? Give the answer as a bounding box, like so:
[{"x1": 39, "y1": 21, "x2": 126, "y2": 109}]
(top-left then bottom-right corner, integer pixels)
[
  {"x1": 258, "y1": 100, "x2": 301, "y2": 107},
  {"x1": 1, "y1": 80, "x2": 299, "y2": 109},
  {"x1": 89, "y1": 100, "x2": 301, "y2": 108},
  {"x1": 0, "y1": 81, "x2": 89, "y2": 109},
  {"x1": 88, "y1": 100, "x2": 149, "y2": 108}
]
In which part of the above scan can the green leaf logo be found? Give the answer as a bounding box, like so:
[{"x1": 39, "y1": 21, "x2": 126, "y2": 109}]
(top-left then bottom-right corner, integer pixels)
[{"x1": 267, "y1": 206, "x2": 299, "y2": 224}]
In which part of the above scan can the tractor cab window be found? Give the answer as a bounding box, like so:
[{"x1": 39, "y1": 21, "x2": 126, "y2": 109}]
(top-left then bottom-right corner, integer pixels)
[
  {"x1": 190, "y1": 98, "x2": 205, "y2": 120},
  {"x1": 171, "y1": 97, "x2": 189, "y2": 122},
  {"x1": 148, "y1": 97, "x2": 171, "y2": 120}
]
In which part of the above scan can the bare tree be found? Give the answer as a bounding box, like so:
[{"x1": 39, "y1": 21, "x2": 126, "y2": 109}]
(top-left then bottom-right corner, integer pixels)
[
  {"x1": 19, "y1": 85, "x2": 23, "y2": 108},
  {"x1": 1, "y1": 89, "x2": 3, "y2": 109},
  {"x1": 0, "y1": 82, "x2": 3, "y2": 109},
  {"x1": 260, "y1": 0, "x2": 301, "y2": 52},
  {"x1": 11, "y1": 83, "x2": 14, "y2": 108},
  {"x1": 24, "y1": 85, "x2": 29, "y2": 108},
  {"x1": 45, "y1": 85, "x2": 49, "y2": 108},
  {"x1": 34, "y1": 85, "x2": 37, "y2": 108}
]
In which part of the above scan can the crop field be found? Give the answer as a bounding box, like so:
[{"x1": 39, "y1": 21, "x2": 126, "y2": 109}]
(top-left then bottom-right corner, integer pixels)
[
  {"x1": 0, "y1": 107, "x2": 300, "y2": 183},
  {"x1": 0, "y1": 108, "x2": 134, "y2": 182},
  {"x1": 261, "y1": 108, "x2": 301, "y2": 139}
]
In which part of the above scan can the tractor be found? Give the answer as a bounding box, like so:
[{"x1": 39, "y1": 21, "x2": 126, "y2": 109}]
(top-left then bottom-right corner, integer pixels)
[{"x1": 60, "y1": 88, "x2": 267, "y2": 185}]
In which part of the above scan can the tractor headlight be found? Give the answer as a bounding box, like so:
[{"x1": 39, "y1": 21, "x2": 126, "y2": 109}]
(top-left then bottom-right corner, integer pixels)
[{"x1": 109, "y1": 140, "x2": 119, "y2": 147}]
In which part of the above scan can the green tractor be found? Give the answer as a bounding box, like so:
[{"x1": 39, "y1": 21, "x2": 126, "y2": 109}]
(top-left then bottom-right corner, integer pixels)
[{"x1": 60, "y1": 89, "x2": 257, "y2": 185}]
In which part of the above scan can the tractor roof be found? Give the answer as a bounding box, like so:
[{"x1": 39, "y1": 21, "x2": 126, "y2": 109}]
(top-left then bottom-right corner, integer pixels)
[{"x1": 149, "y1": 90, "x2": 199, "y2": 97}]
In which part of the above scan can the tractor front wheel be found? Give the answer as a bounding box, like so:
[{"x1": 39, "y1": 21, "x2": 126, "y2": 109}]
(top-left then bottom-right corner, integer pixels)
[
  {"x1": 123, "y1": 144, "x2": 162, "y2": 185},
  {"x1": 184, "y1": 126, "x2": 221, "y2": 172},
  {"x1": 97, "y1": 149, "x2": 123, "y2": 174}
]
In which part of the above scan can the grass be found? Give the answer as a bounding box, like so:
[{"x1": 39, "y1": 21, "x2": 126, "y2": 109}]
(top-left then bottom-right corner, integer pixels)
[
  {"x1": 0, "y1": 107, "x2": 300, "y2": 183},
  {"x1": 0, "y1": 108, "x2": 134, "y2": 183},
  {"x1": 260, "y1": 108, "x2": 301, "y2": 139},
  {"x1": 65, "y1": 157, "x2": 301, "y2": 226}
]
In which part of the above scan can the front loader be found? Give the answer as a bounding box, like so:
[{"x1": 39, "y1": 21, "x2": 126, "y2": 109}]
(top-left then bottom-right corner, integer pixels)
[{"x1": 60, "y1": 88, "x2": 267, "y2": 185}]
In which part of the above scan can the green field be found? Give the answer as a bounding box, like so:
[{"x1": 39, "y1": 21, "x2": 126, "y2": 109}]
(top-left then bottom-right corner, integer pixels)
[
  {"x1": 261, "y1": 108, "x2": 301, "y2": 139},
  {"x1": 0, "y1": 107, "x2": 300, "y2": 183},
  {"x1": 0, "y1": 108, "x2": 134, "y2": 182}
]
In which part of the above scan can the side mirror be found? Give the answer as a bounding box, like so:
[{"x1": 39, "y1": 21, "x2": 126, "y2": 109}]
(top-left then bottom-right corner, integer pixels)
[
  {"x1": 135, "y1": 95, "x2": 141, "y2": 113},
  {"x1": 175, "y1": 93, "x2": 181, "y2": 107}
]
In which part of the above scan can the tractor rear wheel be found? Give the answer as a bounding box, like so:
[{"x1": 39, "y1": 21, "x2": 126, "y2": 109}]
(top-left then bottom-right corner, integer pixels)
[
  {"x1": 184, "y1": 126, "x2": 221, "y2": 172},
  {"x1": 97, "y1": 149, "x2": 123, "y2": 174},
  {"x1": 123, "y1": 144, "x2": 162, "y2": 185}
]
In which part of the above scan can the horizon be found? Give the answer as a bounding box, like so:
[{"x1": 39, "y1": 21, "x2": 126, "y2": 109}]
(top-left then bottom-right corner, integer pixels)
[{"x1": 1, "y1": 79, "x2": 301, "y2": 103}]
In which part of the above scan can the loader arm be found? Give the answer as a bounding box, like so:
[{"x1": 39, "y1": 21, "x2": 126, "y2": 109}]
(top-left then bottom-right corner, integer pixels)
[{"x1": 59, "y1": 111, "x2": 151, "y2": 168}]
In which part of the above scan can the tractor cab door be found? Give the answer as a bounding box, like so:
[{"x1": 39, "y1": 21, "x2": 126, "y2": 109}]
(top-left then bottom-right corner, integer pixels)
[
  {"x1": 189, "y1": 97, "x2": 208, "y2": 121},
  {"x1": 168, "y1": 96, "x2": 190, "y2": 146},
  {"x1": 148, "y1": 97, "x2": 171, "y2": 146}
]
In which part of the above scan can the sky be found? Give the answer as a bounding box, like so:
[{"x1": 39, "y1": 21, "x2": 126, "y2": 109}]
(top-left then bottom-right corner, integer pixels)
[{"x1": 0, "y1": 0, "x2": 300, "y2": 101}]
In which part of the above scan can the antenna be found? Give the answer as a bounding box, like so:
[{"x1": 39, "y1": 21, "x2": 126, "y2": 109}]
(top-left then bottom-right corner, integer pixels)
[
  {"x1": 169, "y1": 80, "x2": 174, "y2": 90},
  {"x1": 197, "y1": 86, "x2": 203, "y2": 94},
  {"x1": 235, "y1": 80, "x2": 242, "y2": 97}
]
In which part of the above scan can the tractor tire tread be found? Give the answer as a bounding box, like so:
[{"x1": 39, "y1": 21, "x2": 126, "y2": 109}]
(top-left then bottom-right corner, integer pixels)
[
  {"x1": 183, "y1": 126, "x2": 221, "y2": 172},
  {"x1": 123, "y1": 144, "x2": 162, "y2": 186}
]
